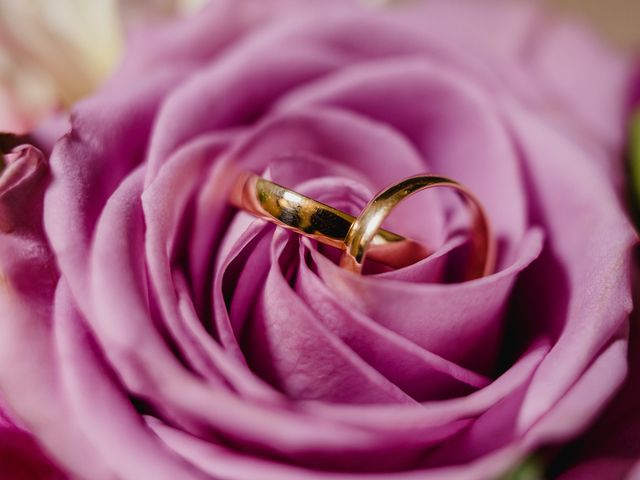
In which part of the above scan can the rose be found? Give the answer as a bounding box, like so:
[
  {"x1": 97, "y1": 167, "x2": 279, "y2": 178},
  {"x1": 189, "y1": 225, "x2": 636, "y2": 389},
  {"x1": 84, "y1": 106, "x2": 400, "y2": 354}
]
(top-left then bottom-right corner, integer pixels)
[
  {"x1": 0, "y1": 0, "x2": 636, "y2": 478},
  {"x1": 548, "y1": 69, "x2": 640, "y2": 480},
  {"x1": 549, "y1": 266, "x2": 640, "y2": 479}
]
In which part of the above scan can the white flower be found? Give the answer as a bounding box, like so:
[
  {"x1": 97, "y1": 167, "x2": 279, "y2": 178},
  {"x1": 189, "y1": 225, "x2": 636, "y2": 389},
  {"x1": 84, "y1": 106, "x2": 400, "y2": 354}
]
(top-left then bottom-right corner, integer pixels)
[{"x1": 0, "y1": 0, "x2": 205, "y2": 133}]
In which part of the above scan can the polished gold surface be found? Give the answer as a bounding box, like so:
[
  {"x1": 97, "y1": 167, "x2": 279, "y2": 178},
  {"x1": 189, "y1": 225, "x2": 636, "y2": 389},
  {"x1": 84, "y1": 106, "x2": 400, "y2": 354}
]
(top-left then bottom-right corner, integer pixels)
[
  {"x1": 230, "y1": 172, "x2": 430, "y2": 269},
  {"x1": 340, "y1": 175, "x2": 496, "y2": 280}
]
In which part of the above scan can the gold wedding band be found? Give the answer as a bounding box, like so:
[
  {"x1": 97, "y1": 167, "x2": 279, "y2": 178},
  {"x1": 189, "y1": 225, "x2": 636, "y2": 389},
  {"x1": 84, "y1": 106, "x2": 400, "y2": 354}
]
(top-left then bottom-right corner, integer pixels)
[
  {"x1": 230, "y1": 172, "x2": 495, "y2": 278},
  {"x1": 230, "y1": 172, "x2": 430, "y2": 269},
  {"x1": 340, "y1": 175, "x2": 496, "y2": 280}
]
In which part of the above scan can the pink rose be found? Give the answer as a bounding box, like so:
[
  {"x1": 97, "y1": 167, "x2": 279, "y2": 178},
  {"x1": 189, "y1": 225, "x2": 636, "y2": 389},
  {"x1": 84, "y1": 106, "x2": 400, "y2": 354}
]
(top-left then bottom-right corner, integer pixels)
[
  {"x1": 0, "y1": 1, "x2": 636, "y2": 479},
  {"x1": 549, "y1": 65, "x2": 640, "y2": 480},
  {"x1": 549, "y1": 269, "x2": 640, "y2": 479}
]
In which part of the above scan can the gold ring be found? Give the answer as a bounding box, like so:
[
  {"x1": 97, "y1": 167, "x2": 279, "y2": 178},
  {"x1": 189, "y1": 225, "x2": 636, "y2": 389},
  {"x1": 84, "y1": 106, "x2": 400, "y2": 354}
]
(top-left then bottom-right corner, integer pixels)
[
  {"x1": 340, "y1": 175, "x2": 496, "y2": 280},
  {"x1": 230, "y1": 172, "x2": 430, "y2": 269}
]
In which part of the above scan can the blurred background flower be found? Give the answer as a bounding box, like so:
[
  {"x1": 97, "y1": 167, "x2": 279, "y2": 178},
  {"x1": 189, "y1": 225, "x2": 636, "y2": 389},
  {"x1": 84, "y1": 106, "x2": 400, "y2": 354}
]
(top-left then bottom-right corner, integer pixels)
[
  {"x1": 0, "y1": 0, "x2": 205, "y2": 133},
  {"x1": 0, "y1": 0, "x2": 638, "y2": 135}
]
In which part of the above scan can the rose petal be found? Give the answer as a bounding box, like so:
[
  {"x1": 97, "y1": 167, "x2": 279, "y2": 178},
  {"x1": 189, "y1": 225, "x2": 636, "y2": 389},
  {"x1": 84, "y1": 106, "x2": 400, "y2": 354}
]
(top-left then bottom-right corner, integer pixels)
[
  {"x1": 311, "y1": 229, "x2": 543, "y2": 372},
  {"x1": 501, "y1": 101, "x2": 635, "y2": 430},
  {"x1": 53, "y1": 279, "x2": 209, "y2": 480},
  {"x1": 0, "y1": 145, "x2": 47, "y2": 232},
  {"x1": 44, "y1": 67, "x2": 192, "y2": 315},
  {"x1": 296, "y1": 243, "x2": 490, "y2": 400},
  {"x1": 0, "y1": 146, "x2": 109, "y2": 479}
]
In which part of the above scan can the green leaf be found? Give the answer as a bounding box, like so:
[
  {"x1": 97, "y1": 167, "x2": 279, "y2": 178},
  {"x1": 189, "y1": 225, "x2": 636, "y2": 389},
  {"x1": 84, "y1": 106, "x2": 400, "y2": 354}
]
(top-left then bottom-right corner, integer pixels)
[
  {"x1": 628, "y1": 110, "x2": 640, "y2": 226},
  {"x1": 501, "y1": 455, "x2": 546, "y2": 480}
]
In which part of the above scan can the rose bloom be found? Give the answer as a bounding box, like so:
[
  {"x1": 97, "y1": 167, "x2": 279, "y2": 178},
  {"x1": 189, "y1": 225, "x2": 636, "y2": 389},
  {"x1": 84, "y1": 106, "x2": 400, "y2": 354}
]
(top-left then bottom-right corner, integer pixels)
[
  {"x1": 548, "y1": 71, "x2": 640, "y2": 480},
  {"x1": 0, "y1": 0, "x2": 637, "y2": 479}
]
